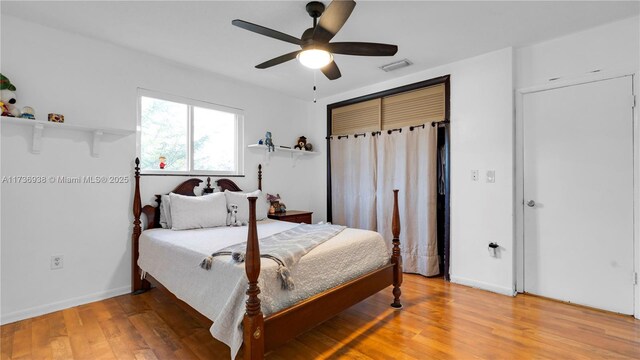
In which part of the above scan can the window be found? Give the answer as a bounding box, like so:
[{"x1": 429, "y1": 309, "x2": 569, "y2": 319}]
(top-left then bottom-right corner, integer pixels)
[{"x1": 138, "y1": 89, "x2": 244, "y2": 175}]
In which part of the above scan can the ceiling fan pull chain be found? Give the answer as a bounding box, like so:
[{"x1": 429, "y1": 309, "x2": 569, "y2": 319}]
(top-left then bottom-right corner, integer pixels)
[{"x1": 313, "y1": 71, "x2": 317, "y2": 103}]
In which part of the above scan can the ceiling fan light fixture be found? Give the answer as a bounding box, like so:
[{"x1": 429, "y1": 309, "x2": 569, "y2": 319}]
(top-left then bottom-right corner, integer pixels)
[{"x1": 297, "y1": 49, "x2": 333, "y2": 69}]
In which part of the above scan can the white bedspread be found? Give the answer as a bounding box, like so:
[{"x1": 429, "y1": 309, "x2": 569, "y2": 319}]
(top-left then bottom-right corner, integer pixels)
[{"x1": 138, "y1": 220, "x2": 390, "y2": 358}]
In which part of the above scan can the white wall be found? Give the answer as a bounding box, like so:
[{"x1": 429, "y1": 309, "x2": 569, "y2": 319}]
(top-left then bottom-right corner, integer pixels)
[
  {"x1": 514, "y1": 16, "x2": 640, "y2": 318},
  {"x1": 308, "y1": 48, "x2": 516, "y2": 295},
  {"x1": 516, "y1": 16, "x2": 639, "y2": 88},
  {"x1": 0, "y1": 15, "x2": 315, "y2": 324}
]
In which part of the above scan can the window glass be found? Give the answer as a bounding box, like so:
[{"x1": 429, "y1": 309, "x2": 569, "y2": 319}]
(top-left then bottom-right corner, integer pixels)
[
  {"x1": 140, "y1": 96, "x2": 188, "y2": 171},
  {"x1": 193, "y1": 107, "x2": 236, "y2": 171}
]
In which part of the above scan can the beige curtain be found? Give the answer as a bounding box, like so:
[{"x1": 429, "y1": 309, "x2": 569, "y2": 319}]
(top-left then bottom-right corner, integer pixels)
[
  {"x1": 330, "y1": 134, "x2": 377, "y2": 231},
  {"x1": 331, "y1": 125, "x2": 439, "y2": 276},
  {"x1": 376, "y1": 126, "x2": 439, "y2": 276}
]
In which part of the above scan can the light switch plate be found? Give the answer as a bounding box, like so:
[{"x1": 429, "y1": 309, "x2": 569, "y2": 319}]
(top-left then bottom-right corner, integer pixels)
[
  {"x1": 471, "y1": 170, "x2": 479, "y2": 181},
  {"x1": 486, "y1": 170, "x2": 495, "y2": 183}
]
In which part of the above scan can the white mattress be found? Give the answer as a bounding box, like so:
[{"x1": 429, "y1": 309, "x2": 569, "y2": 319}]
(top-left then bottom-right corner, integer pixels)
[{"x1": 138, "y1": 219, "x2": 390, "y2": 358}]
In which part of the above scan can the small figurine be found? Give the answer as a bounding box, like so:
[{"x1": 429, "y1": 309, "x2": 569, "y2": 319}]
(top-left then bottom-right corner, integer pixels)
[
  {"x1": 264, "y1": 131, "x2": 275, "y2": 152},
  {"x1": 267, "y1": 193, "x2": 286, "y2": 213},
  {"x1": 20, "y1": 107, "x2": 35, "y2": 120},
  {"x1": 278, "y1": 202, "x2": 287, "y2": 213},
  {"x1": 159, "y1": 156, "x2": 166, "y2": 169},
  {"x1": 304, "y1": 143, "x2": 313, "y2": 151},
  {"x1": 294, "y1": 136, "x2": 307, "y2": 150},
  {"x1": 47, "y1": 113, "x2": 64, "y2": 123}
]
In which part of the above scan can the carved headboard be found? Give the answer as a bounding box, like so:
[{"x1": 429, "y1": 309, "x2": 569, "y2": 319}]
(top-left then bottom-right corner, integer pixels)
[
  {"x1": 137, "y1": 164, "x2": 263, "y2": 229},
  {"x1": 217, "y1": 164, "x2": 262, "y2": 192}
]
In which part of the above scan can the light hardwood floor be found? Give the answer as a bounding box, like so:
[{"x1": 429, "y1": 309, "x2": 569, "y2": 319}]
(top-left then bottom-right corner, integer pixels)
[{"x1": 2, "y1": 274, "x2": 639, "y2": 359}]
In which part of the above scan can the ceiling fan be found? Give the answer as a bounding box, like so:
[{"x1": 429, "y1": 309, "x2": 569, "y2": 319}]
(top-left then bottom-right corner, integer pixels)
[{"x1": 232, "y1": 0, "x2": 398, "y2": 80}]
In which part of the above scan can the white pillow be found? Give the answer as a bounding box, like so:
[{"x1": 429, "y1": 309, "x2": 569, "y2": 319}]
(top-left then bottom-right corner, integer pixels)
[
  {"x1": 159, "y1": 194, "x2": 172, "y2": 229},
  {"x1": 224, "y1": 190, "x2": 269, "y2": 224},
  {"x1": 169, "y1": 193, "x2": 227, "y2": 230}
]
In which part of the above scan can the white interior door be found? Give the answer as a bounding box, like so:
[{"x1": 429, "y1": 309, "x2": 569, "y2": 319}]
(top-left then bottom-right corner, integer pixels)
[{"x1": 523, "y1": 76, "x2": 635, "y2": 314}]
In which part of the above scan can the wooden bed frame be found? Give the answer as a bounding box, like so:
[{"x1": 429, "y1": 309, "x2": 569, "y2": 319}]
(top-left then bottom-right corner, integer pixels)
[{"x1": 131, "y1": 158, "x2": 403, "y2": 359}]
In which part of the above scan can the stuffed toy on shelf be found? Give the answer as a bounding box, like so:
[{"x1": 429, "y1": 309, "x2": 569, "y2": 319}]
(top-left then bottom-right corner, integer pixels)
[
  {"x1": 0, "y1": 74, "x2": 20, "y2": 117},
  {"x1": 294, "y1": 136, "x2": 307, "y2": 150},
  {"x1": 0, "y1": 89, "x2": 20, "y2": 117}
]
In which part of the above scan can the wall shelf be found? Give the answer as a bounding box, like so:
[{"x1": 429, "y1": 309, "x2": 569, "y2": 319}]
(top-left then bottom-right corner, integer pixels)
[
  {"x1": 247, "y1": 143, "x2": 317, "y2": 166},
  {"x1": 248, "y1": 143, "x2": 317, "y2": 154},
  {"x1": 1, "y1": 116, "x2": 134, "y2": 157}
]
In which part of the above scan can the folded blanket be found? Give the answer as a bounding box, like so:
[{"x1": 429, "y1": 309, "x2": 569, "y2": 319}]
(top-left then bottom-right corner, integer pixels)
[{"x1": 200, "y1": 223, "x2": 346, "y2": 290}]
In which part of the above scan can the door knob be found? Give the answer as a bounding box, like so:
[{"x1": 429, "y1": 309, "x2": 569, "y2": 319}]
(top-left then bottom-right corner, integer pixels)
[{"x1": 526, "y1": 200, "x2": 535, "y2": 207}]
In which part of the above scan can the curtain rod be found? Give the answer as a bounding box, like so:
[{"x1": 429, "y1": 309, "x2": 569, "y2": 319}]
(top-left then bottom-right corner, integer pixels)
[{"x1": 327, "y1": 120, "x2": 449, "y2": 140}]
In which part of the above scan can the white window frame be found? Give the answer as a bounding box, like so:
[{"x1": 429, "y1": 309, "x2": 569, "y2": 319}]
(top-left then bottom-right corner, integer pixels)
[{"x1": 137, "y1": 88, "x2": 244, "y2": 176}]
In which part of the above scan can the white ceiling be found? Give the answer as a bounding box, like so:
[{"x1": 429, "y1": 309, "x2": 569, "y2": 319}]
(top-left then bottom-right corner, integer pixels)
[{"x1": 2, "y1": 1, "x2": 638, "y2": 100}]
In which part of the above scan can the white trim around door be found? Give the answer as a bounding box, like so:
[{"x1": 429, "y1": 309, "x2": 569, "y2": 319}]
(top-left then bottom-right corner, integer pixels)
[{"x1": 515, "y1": 71, "x2": 639, "y2": 318}]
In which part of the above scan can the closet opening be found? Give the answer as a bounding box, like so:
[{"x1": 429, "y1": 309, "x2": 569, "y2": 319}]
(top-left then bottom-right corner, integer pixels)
[{"x1": 326, "y1": 75, "x2": 450, "y2": 279}]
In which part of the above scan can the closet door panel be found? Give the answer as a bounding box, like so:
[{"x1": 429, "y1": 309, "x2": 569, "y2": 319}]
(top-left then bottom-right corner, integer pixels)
[
  {"x1": 331, "y1": 98, "x2": 381, "y2": 135},
  {"x1": 381, "y1": 83, "x2": 445, "y2": 130}
]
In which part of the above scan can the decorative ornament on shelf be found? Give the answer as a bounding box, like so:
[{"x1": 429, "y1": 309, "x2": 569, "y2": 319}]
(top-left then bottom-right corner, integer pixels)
[
  {"x1": 159, "y1": 156, "x2": 166, "y2": 169},
  {"x1": 304, "y1": 143, "x2": 313, "y2": 151},
  {"x1": 47, "y1": 113, "x2": 63, "y2": 123},
  {"x1": 0, "y1": 89, "x2": 20, "y2": 118},
  {"x1": 264, "y1": 131, "x2": 275, "y2": 152},
  {"x1": 294, "y1": 136, "x2": 307, "y2": 150},
  {"x1": 20, "y1": 107, "x2": 36, "y2": 120},
  {"x1": 0, "y1": 73, "x2": 21, "y2": 117},
  {"x1": 258, "y1": 138, "x2": 264, "y2": 145}
]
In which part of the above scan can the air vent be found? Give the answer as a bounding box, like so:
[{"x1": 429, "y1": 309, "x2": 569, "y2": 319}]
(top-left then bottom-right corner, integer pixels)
[{"x1": 380, "y1": 59, "x2": 412, "y2": 72}]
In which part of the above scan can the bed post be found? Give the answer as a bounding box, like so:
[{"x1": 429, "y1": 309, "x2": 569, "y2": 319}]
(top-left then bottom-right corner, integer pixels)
[
  {"x1": 243, "y1": 196, "x2": 264, "y2": 359},
  {"x1": 258, "y1": 164, "x2": 262, "y2": 191},
  {"x1": 132, "y1": 158, "x2": 150, "y2": 294},
  {"x1": 390, "y1": 189, "x2": 403, "y2": 309}
]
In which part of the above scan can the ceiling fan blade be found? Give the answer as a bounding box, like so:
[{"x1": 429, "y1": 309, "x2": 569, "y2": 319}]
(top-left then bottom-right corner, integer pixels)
[
  {"x1": 232, "y1": 19, "x2": 302, "y2": 46},
  {"x1": 327, "y1": 42, "x2": 398, "y2": 56},
  {"x1": 313, "y1": 0, "x2": 356, "y2": 43},
  {"x1": 255, "y1": 51, "x2": 301, "y2": 69},
  {"x1": 321, "y1": 61, "x2": 342, "y2": 80}
]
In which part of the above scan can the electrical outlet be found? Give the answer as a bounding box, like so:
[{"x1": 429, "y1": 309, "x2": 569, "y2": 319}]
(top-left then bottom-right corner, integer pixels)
[
  {"x1": 51, "y1": 255, "x2": 63, "y2": 270},
  {"x1": 471, "y1": 170, "x2": 479, "y2": 181}
]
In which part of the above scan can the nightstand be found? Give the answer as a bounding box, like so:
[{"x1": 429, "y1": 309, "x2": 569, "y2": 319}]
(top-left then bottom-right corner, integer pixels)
[{"x1": 268, "y1": 210, "x2": 313, "y2": 224}]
